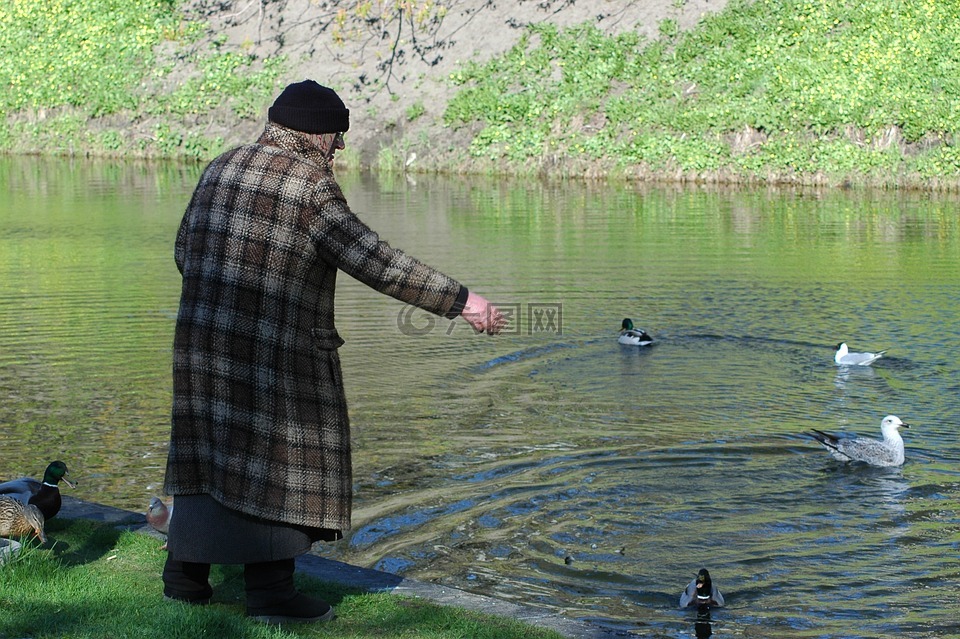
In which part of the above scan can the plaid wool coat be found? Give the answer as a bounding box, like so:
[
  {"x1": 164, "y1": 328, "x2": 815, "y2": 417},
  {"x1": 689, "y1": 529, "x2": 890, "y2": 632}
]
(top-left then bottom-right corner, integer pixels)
[{"x1": 164, "y1": 123, "x2": 467, "y2": 532}]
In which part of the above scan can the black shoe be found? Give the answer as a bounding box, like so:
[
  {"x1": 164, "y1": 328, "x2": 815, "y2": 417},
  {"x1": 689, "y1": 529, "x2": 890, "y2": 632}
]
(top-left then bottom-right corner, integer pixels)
[
  {"x1": 244, "y1": 558, "x2": 335, "y2": 624},
  {"x1": 247, "y1": 592, "x2": 335, "y2": 624},
  {"x1": 162, "y1": 557, "x2": 213, "y2": 605},
  {"x1": 163, "y1": 592, "x2": 211, "y2": 606}
]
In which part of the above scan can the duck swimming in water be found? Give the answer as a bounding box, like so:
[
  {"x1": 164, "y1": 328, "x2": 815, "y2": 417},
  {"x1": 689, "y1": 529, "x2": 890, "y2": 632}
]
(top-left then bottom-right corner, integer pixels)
[
  {"x1": 680, "y1": 568, "x2": 724, "y2": 608},
  {"x1": 618, "y1": 318, "x2": 654, "y2": 346}
]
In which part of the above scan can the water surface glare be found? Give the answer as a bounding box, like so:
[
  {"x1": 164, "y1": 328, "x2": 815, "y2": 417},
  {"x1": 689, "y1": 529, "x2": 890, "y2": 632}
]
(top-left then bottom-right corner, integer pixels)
[{"x1": 1, "y1": 158, "x2": 959, "y2": 637}]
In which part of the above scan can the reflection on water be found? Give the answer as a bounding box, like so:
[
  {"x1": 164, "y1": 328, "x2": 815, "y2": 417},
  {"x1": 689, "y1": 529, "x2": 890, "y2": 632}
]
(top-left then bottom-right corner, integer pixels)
[
  {"x1": 2, "y1": 157, "x2": 960, "y2": 637},
  {"x1": 695, "y1": 607, "x2": 714, "y2": 639}
]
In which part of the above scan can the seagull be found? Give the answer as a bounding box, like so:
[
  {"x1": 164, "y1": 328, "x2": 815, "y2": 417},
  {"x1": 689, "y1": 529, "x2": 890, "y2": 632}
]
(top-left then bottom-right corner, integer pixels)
[
  {"x1": 834, "y1": 342, "x2": 886, "y2": 366},
  {"x1": 618, "y1": 318, "x2": 654, "y2": 346},
  {"x1": 680, "y1": 568, "x2": 724, "y2": 608},
  {"x1": 810, "y1": 415, "x2": 910, "y2": 467}
]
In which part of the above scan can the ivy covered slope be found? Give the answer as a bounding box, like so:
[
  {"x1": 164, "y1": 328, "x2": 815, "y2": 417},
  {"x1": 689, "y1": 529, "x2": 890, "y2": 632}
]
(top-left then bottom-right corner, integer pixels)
[
  {"x1": 2, "y1": 0, "x2": 960, "y2": 189},
  {"x1": 444, "y1": 0, "x2": 960, "y2": 187},
  {"x1": 0, "y1": 0, "x2": 284, "y2": 160}
]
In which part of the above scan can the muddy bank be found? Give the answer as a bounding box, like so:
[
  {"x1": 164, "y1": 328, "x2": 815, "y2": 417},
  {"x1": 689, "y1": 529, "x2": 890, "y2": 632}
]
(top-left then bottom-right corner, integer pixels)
[{"x1": 148, "y1": 1, "x2": 729, "y2": 168}]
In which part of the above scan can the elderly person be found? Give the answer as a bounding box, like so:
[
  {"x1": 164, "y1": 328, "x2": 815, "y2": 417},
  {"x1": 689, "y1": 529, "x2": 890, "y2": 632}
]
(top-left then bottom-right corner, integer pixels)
[{"x1": 162, "y1": 80, "x2": 505, "y2": 623}]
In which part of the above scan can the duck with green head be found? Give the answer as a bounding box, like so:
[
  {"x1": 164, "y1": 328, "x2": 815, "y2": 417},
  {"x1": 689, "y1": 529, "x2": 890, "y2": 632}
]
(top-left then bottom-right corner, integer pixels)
[
  {"x1": 618, "y1": 318, "x2": 654, "y2": 346},
  {"x1": 0, "y1": 496, "x2": 46, "y2": 543},
  {"x1": 0, "y1": 460, "x2": 76, "y2": 520}
]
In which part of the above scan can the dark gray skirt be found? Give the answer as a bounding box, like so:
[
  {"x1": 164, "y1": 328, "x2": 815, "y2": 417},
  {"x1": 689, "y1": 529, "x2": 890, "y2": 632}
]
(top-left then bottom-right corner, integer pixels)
[{"x1": 166, "y1": 494, "x2": 342, "y2": 564}]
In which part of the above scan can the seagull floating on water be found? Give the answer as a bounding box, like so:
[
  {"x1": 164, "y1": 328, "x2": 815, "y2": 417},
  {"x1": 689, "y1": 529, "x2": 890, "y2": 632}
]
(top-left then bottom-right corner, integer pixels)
[
  {"x1": 618, "y1": 318, "x2": 654, "y2": 346},
  {"x1": 810, "y1": 415, "x2": 910, "y2": 467},
  {"x1": 834, "y1": 342, "x2": 886, "y2": 366},
  {"x1": 680, "y1": 568, "x2": 725, "y2": 608}
]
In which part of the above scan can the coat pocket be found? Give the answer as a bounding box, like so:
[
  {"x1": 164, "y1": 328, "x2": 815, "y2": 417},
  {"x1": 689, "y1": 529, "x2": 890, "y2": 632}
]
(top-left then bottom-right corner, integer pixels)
[{"x1": 311, "y1": 327, "x2": 345, "y2": 351}]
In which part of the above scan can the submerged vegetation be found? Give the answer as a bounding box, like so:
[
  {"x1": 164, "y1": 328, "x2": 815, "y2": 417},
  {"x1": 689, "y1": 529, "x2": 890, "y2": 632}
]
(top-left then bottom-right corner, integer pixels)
[{"x1": 1, "y1": 0, "x2": 959, "y2": 187}]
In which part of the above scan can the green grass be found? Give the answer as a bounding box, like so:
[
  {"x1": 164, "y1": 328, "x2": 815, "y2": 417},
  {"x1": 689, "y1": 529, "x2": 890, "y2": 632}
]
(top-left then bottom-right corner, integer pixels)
[
  {"x1": 444, "y1": 0, "x2": 960, "y2": 185},
  {"x1": 0, "y1": 519, "x2": 565, "y2": 639},
  {"x1": 3, "y1": 0, "x2": 960, "y2": 185},
  {"x1": 0, "y1": 0, "x2": 285, "y2": 160}
]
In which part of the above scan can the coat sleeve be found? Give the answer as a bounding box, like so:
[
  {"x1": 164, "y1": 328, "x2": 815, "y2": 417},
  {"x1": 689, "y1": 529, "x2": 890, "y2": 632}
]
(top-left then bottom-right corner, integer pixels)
[{"x1": 308, "y1": 191, "x2": 467, "y2": 319}]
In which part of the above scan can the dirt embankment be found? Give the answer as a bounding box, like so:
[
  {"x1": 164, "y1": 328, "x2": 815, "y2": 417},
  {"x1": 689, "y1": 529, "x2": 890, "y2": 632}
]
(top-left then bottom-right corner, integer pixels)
[{"x1": 178, "y1": 0, "x2": 727, "y2": 168}]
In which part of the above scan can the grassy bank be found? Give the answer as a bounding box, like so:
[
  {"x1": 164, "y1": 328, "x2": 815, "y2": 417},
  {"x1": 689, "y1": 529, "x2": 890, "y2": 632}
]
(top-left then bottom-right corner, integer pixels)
[
  {"x1": 0, "y1": 0, "x2": 284, "y2": 161},
  {"x1": 0, "y1": 518, "x2": 565, "y2": 639},
  {"x1": 444, "y1": 0, "x2": 960, "y2": 187},
  {"x1": 2, "y1": 0, "x2": 960, "y2": 188}
]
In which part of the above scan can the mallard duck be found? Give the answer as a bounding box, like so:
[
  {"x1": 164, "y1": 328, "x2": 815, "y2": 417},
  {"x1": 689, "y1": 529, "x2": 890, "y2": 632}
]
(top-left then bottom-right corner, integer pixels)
[
  {"x1": 0, "y1": 496, "x2": 46, "y2": 543},
  {"x1": 0, "y1": 460, "x2": 76, "y2": 520},
  {"x1": 810, "y1": 415, "x2": 909, "y2": 467},
  {"x1": 834, "y1": 342, "x2": 886, "y2": 366},
  {"x1": 680, "y1": 568, "x2": 724, "y2": 608},
  {"x1": 618, "y1": 318, "x2": 654, "y2": 346}
]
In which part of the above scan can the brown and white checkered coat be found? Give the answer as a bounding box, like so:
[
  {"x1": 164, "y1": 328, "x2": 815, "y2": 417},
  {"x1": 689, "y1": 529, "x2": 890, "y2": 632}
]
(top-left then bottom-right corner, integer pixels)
[{"x1": 164, "y1": 123, "x2": 466, "y2": 532}]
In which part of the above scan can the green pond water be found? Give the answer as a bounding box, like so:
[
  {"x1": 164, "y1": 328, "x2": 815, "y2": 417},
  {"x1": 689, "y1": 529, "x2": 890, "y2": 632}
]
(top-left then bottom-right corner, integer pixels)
[{"x1": 1, "y1": 157, "x2": 959, "y2": 637}]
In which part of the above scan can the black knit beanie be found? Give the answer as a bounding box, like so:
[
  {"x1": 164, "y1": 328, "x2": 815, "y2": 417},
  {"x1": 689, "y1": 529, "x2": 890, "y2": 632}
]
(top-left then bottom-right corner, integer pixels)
[{"x1": 268, "y1": 80, "x2": 350, "y2": 134}]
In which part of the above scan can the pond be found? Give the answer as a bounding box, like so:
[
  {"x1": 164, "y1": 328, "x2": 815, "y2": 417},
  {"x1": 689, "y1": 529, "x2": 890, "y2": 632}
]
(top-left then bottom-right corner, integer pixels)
[{"x1": 1, "y1": 156, "x2": 958, "y2": 638}]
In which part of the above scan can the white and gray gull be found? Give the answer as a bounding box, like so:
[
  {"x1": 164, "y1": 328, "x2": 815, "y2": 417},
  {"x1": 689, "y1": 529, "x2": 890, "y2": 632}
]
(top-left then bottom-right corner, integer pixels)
[
  {"x1": 834, "y1": 342, "x2": 886, "y2": 366},
  {"x1": 810, "y1": 415, "x2": 910, "y2": 467}
]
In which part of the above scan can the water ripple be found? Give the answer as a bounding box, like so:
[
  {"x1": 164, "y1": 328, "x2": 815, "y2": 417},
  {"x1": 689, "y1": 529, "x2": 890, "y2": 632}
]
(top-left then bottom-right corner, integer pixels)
[{"x1": 5, "y1": 162, "x2": 960, "y2": 638}]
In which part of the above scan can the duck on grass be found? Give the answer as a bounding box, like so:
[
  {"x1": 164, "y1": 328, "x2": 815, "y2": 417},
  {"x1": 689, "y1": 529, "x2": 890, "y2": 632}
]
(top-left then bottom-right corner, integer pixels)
[{"x1": 0, "y1": 460, "x2": 76, "y2": 520}]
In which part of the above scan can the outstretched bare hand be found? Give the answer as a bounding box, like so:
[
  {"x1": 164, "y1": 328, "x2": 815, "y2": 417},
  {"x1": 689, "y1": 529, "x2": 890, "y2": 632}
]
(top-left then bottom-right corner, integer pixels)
[{"x1": 462, "y1": 291, "x2": 506, "y2": 335}]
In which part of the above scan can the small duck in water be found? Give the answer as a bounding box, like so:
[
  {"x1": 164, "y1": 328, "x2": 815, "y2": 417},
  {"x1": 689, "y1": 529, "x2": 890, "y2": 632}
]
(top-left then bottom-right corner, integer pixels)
[
  {"x1": 680, "y1": 568, "x2": 724, "y2": 608},
  {"x1": 618, "y1": 318, "x2": 654, "y2": 346}
]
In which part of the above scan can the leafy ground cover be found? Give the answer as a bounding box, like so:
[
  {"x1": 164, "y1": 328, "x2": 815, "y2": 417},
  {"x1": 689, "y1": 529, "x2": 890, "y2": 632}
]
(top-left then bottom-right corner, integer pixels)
[
  {"x1": 0, "y1": 0, "x2": 284, "y2": 160},
  {"x1": 445, "y1": 0, "x2": 960, "y2": 185},
  {"x1": 1, "y1": 0, "x2": 959, "y2": 188}
]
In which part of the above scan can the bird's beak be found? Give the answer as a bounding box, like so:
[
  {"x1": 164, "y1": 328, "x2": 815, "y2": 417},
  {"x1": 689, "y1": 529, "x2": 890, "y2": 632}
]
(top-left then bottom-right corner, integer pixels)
[
  {"x1": 62, "y1": 475, "x2": 77, "y2": 489},
  {"x1": 899, "y1": 423, "x2": 911, "y2": 429},
  {"x1": 34, "y1": 527, "x2": 47, "y2": 544}
]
